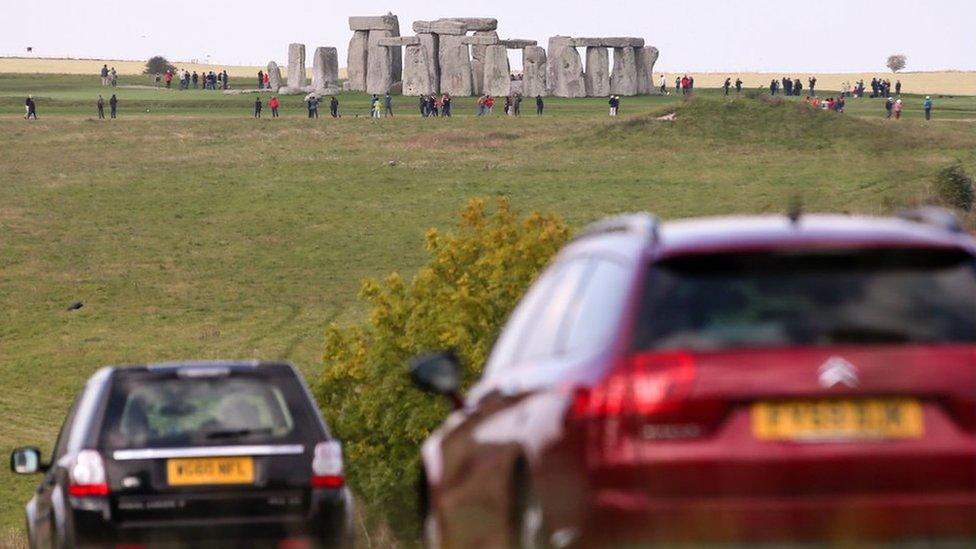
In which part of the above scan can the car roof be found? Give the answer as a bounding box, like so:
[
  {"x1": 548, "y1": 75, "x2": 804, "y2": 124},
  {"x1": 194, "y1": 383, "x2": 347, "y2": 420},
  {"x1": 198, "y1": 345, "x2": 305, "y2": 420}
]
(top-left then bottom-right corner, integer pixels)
[
  {"x1": 656, "y1": 214, "x2": 976, "y2": 258},
  {"x1": 103, "y1": 360, "x2": 296, "y2": 377},
  {"x1": 563, "y1": 213, "x2": 976, "y2": 262}
]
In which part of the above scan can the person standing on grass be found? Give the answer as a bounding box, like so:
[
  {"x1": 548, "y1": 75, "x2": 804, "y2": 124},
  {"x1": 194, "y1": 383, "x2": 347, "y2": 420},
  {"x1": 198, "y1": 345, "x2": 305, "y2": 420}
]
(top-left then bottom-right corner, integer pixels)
[
  {"x1": 923, "y1": 96, "x2": 933, "y2": 120},
  {"x1": 659, "y1": 74, "x2": 668, "y2": 95},
  {"x1": 485, "y1": 95, "x2": 495, "y2": 115},
  {"x1": 371, "y1": 96, "x2": 382, "y2": 118},
  {"x1": 96, "y1": 95, "x2": 105, "y2": 119},
  {"x1": 222, "y1": 70, "x2": 229, "y2": 90},
  {"x1": 885, "y1": 96, "x2": 894, "y2": 119},
  {"x1": 384, "y1": 93, "x2": 394, "y2": 117},
  {"x1": 192, "y1": 71, "x2": 198, "y2": 88},
  {"x1": 269, "y1": 96, "x2": 280, "y2": 118},
  {"x1": 263, "y1": 72, "x2": 270, "y2": 89},
  {"x1": 110, "y1": 67, "x2": 117, "y2": 87},
  {"x1": 723, "y1": 77, "x2": 731, "y2": 95},
  {"x1": 307, "y1": 94, "x2": 319, "y2": 118},
  {"x1": 109, "y1": 94, "x2": 118, "y2": 119},
  {"x1": 536, "y1": 95, "x2": 544, "y2": 115},
  {"x1": 514, "y1": 93, "x2": 522, "y2": 116},
  {"x1": 438, "y1": 94, "x2": 449, "y2": 117},
  {"x1": 608, "y1": 95, "x2": 617, "y2": 116},
  {"x1": 100, "y1": 64, "x2": 109, "y2": 86},
  {"x1": 895, "y1": 80, "x2": 902, "y2": 95},
  {"x1": 254, "y1": 96, "x2": 263, "y2": 118},
  {"x1": 808, "y1": 76, "x2": 817, "y2": 97},
  {"x1": 25, "y1": 95, "x2": 37, "y2": 119},
  {"x1": 164, "y1": 69, "x2": 173, "y2": 88},
  {"x1": 894, "y1": 98, "x2": 903, "y2": 119},
  {"x1": 330, "y1": 96, "x2": 339, "y2": 118},
  {"x1": 735, "y1": 77, "x2": 743, "y2": 94},
  {"x1": 257, "y1": 70, "x2": 264, "y2": 89}
]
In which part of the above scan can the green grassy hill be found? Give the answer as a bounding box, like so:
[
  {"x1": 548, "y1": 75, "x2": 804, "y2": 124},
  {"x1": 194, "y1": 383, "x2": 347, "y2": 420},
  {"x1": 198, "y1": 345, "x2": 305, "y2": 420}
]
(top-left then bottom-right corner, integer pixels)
[{"x1": 1, "y1": 74, "x2": 974, "y2": 541}]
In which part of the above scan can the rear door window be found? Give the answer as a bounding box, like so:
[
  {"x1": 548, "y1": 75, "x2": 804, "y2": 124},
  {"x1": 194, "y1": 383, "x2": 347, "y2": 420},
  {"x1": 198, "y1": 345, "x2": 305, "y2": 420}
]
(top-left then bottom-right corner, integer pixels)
[
  {"x1": 99, "y1": 368, "x2": 321, "y2": 450},
  {"x1": 633, "y1": 248, "x2": 976, "y2": 352}
]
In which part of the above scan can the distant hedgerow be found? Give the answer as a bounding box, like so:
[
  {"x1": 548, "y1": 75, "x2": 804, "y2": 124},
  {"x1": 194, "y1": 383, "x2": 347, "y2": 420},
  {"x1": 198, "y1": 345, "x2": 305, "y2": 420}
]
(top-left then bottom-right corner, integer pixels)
[
  {"x1": 934, "y1": 164, "x2": 974, "y2": 211},
  {"x1": 315, "y1": 197, "x2": 568, "y2": 538}
]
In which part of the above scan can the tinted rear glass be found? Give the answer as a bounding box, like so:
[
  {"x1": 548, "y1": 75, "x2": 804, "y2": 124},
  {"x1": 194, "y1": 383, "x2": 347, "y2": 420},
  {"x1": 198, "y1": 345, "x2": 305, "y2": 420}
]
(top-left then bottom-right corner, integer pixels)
[
  {"x1": 633, "y1": 248, "x2": 976, "y2": 351},
  {"x1": 99, "y1": 367, "x2": 323, "y2": 449}
]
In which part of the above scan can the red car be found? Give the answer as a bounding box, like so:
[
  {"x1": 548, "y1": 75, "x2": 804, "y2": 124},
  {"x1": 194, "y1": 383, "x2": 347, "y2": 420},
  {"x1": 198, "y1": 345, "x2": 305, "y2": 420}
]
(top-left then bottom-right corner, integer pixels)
[{"x1": 410, "y1": 208, "x2": 976, "y2": 547}]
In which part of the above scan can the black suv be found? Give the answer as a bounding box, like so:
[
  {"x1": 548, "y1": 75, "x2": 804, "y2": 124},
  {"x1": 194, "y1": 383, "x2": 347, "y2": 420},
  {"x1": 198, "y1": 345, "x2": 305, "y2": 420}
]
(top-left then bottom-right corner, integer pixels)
[{"x1": 10, "y1": 361, "x2": 352, "y2": 548}]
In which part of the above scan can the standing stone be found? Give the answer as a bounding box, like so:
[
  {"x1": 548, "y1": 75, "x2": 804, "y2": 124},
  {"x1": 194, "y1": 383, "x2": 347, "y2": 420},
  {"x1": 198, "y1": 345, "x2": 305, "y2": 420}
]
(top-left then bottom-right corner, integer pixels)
[
  {"x1": 402, "y1": 44, "x2": 435, "y2": 96},
  {"x1": 522, "y1": 46, "x2": 547, "y2": 97},
  {"x1": 367, "y1": 30, "x2": 394, "y2": 94},
  {"x1": 286, "y1": 43, "x2": 306, "y2": 90},
  {"x1": 388, "y1": 14, "x2": 402, "y2": 83},
  {"x1": 266, "y1": 61, "x2": 283, "y2": 91},
  {"x1": 439, "y1": 34, "x2": 473, "y2": 96},
  {"x1": 547, "y1": 36, "x2": 585, "y2": 98},
  {"x1": 636, "y1": 46, "x2": 660, "y2": 95},
  {"x1": 584, "y1": 47, "x2": 610, "y2": 97},
  {"x1": 470, "y1": 30, "x2": 498, "y2": 95},
  {"x1": 347, "y1": 31, "x2": 369, "y2": 92},
  {"x1": 312, "y1": 47, "x2": 339, "y2": 93},
  {"x1": 610, "y1": 46, "x2": 638, "y2": 96},
  {"x1": 482, "y1": 45, "x2": 511, "y2": 97},
  {"x1": 418, "y1": 33, "x2": 440, "y2": 93}
]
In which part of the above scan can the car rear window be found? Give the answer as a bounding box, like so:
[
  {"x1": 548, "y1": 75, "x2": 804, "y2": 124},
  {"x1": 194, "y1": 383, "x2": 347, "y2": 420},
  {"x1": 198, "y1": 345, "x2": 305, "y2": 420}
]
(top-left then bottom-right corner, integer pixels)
[
  {"x1": 98, "y1": 367, "x2": 323, "y2": 449},
  {"x1": 632, "y1": 248, "x2": 976, "y2": 351}
]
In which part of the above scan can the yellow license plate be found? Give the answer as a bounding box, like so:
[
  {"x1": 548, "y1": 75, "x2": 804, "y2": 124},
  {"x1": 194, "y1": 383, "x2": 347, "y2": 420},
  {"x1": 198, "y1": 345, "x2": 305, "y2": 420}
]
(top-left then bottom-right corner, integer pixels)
[
  {"x1": 752, "y1": 399, "x2": 924, "y2": 441},
  {"x1": 166, "y1": 456, "x2": 254, "y2": 486}
]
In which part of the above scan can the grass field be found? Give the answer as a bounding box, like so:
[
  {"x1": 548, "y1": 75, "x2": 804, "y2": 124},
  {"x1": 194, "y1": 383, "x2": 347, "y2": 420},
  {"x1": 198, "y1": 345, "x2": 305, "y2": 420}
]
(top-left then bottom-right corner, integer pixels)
[{"x1": 1, "y1": 72, "x2": 975, "y2": 544}]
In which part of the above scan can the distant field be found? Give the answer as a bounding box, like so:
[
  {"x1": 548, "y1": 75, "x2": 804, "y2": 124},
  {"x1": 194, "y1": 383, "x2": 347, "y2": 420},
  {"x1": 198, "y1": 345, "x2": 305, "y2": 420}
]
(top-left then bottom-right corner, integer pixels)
[
  {"x1": 1, "y1": 58, "x2": 971, "y2": 95},
  {"x1": 659, "y1": 71, "x2": 976, "y2": 97},
  {"x1": 0, "y1": 72, "x2": 974, "y2": 543}
]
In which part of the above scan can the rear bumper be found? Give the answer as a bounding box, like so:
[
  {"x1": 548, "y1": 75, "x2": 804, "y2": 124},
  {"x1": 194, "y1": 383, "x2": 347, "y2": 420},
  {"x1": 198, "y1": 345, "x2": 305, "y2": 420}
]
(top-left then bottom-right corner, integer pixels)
[
  {"x1": 70, "y1": 488, "x2": 353, "y2": 547},
  {"x1": 578, "y1": 489, "x2": 976, "y2": 544}
]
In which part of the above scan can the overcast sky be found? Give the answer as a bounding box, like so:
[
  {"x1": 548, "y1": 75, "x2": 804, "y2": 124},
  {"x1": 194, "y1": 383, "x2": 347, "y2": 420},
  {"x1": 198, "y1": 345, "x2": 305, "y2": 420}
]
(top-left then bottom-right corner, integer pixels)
[{"x1": 3, "y1": 0, "x2": 973, "y2": 72}]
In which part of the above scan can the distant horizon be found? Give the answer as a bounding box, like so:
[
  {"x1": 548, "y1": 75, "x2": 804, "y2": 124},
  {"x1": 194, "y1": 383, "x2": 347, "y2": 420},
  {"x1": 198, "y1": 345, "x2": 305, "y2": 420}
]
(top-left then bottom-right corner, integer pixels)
[{"x1": 3, "y1": 55, "x2": 974, "y2": 76}]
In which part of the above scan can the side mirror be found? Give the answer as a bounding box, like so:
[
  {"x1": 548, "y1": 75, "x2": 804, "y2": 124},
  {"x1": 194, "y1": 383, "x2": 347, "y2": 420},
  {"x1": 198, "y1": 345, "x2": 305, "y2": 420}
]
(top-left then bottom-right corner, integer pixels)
[
  {"x1": 409, "y1": 351, "x2": 463, "y2": 409},
  {"x1": 10, "y1": 447, "x2": 45, "y2": 475}
]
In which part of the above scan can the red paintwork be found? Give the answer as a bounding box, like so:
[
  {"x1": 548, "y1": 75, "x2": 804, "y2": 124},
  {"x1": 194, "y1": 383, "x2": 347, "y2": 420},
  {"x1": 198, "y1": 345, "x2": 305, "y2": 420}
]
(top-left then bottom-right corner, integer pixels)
[{"x1": 420, "y1": 215, "x2": 976, "y2": 547}]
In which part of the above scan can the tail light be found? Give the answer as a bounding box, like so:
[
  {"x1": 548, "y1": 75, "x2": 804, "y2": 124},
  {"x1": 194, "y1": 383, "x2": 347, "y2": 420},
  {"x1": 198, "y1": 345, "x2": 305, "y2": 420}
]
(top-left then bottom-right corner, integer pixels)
[
  {"x1": 571, "y1": 351, "x2": 697, "y2": 419},
  {"x1": 68, "y1": 449, "x2": 109, "y2": 497},
  {"x1": 311, "y1": 441, "x2": 344, "y2": 489}
]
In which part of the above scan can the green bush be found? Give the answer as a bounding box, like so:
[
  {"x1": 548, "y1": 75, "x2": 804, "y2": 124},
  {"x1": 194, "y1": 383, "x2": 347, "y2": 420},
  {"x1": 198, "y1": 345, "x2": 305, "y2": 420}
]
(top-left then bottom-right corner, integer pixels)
[
  {"x1": 934, "y1": 164, "x2": 974, "y2": 211},
  {"x1": 315, "y1": 197, "x2": 569, "y2": 538}
]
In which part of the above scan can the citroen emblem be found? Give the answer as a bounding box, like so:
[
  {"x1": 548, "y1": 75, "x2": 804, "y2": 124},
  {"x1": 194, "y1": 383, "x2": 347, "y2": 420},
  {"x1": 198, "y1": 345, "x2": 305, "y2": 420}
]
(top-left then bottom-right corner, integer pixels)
[{"x1": 818, "y1": 357, "x2": 859, "y2": 388}]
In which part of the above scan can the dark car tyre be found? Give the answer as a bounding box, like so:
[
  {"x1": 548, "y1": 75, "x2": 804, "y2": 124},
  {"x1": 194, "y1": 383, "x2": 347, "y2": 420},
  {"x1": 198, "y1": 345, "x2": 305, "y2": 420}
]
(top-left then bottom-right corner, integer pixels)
[{"x1": 511, "y1": 477, "x2": 547, "y2": 549}]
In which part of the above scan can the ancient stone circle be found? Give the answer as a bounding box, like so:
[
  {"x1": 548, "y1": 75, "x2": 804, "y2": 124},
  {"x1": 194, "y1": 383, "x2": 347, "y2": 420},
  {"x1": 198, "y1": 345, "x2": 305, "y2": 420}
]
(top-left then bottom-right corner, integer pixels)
[{"x1": 266, "y1": 12, "x2": 659, "y2": 98}]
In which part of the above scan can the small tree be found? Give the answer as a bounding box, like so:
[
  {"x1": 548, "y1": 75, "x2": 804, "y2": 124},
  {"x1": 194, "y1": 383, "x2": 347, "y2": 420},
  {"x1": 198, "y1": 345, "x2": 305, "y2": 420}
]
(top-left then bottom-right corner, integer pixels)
[
  {"x1": 316, "y1": 197, "x2": 568, "y2": 539},
  {"x1": 886, "y1": 54, "x2": 907, "y2": 73},
  {"x1": 144, "y1": 55, "x2": 175, "y2": 75}
]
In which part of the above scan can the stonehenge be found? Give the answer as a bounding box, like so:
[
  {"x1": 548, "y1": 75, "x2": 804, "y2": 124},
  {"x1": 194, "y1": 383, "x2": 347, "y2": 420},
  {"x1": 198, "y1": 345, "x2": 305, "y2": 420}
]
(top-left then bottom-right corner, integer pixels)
[
  {"x1": 312, "y1": 47, "x2": 340, "y2": 94},
  {"x1": 522, "y1": 46, "x2": 548, "y2": 97},
  {"x1": 280, "y1": 43, "x2": 306, "y2": 93},
  {"x1": 266, "y1": 61, "x2": 282, "y2": 92},
  {"x1": 323, "y1": 12, "x2": 659, "y2": 98},
  {"x1": 346, "y1": 30, "x2": 369, "y2": 91},
  {"x1": 636, "y1": 46, "x2": 660, "y2": 95},
  {"x1": 610, "y1": 46, "x2": 638, "y2": 96}
]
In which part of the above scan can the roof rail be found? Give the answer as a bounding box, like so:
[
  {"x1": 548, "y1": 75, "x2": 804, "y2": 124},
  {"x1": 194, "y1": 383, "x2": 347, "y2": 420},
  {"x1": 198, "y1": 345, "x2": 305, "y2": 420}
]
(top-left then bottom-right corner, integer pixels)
[
  {"x1": 896, "y1": 206, "x2": 964, "y2": 233},
  {"x1": 574, "y1": 212, "x2": 660, "y2": 244}
]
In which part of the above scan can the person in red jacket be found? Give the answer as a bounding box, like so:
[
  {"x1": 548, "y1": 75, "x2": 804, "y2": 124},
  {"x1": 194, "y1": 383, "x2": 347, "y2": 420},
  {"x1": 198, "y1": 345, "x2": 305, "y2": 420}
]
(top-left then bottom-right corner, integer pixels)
[
  {"x1": 268, "y1": 96, "x2": 280, "y2": 118},
  {"x1": 164, "y1": 70, "x2": 173, "y2": 88},
  {"x1": 263, "y1": 72, "x2": 270, "y2": 89}
]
